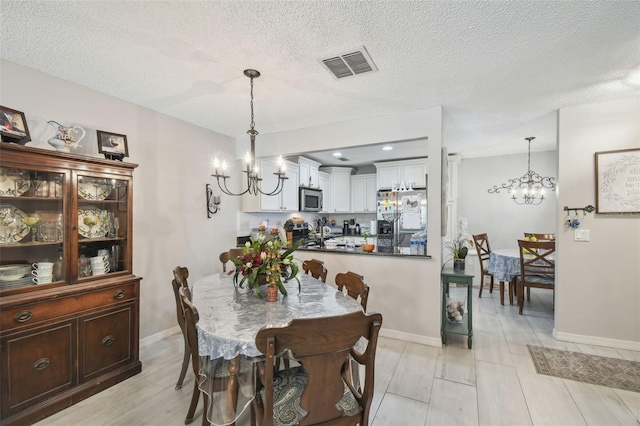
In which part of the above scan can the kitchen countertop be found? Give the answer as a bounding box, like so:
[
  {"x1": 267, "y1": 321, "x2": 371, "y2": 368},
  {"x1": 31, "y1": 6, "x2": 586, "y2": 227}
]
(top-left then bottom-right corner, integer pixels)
[{"x1": 297, "y1": 245, "x2": 430, "y2": 258}]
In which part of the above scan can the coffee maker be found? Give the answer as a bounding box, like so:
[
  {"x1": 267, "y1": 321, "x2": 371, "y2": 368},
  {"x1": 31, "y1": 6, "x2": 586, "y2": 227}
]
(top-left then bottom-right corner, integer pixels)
[{"x1": 378, "y1": 220, "x2": 393, "y2": 235}]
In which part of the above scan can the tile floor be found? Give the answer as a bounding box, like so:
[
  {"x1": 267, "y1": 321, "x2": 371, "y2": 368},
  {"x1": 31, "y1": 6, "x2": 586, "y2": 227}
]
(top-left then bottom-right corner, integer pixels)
[{"x1": 36, "y1": 286, "x2": 640, "y2": 425}]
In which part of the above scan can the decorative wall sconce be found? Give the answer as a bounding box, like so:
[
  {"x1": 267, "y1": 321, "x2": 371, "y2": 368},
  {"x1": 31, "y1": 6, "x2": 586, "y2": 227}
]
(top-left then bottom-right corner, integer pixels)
[{"x1": 206, "y1": 184, "x2": 221, "y2": 217}]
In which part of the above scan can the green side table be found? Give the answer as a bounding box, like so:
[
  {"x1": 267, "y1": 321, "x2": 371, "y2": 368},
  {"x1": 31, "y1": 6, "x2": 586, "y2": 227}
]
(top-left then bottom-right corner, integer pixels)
[{"x1": 441, "y1": 264, "x2": 475, "y2": 349}]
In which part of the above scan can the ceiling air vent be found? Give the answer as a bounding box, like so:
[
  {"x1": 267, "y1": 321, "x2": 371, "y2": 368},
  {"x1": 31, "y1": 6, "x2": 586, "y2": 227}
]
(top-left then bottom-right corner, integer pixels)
[
  {"x1": 338, "y1": 157, "x2": 350, "y2": 162},
  {"x1": 320, "y1": 46, "x2": 378, "y2": 79}
]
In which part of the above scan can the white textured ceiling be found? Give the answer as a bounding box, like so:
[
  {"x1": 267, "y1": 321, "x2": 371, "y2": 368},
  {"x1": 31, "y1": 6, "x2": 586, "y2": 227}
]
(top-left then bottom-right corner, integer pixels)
[{"x1": 1, "y1": 1, "x2": 639, "y2": 163}]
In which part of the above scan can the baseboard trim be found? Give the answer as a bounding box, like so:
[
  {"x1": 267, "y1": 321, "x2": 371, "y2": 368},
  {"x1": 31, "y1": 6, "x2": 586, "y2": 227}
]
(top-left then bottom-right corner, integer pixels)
[
  {"x1": 140, "y1": 325, "x2": 181, "y2": 349},
  {"x1": 380, "y1": 328, "x2": 442, "y2": 347},
  {"x1": 553, "y1": 328, "x2": 640, "y2": 351}
]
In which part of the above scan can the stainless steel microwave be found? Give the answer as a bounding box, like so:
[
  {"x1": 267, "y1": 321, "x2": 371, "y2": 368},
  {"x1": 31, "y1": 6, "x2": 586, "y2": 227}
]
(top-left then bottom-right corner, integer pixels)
[{"x1": 299, "y1": 187, "x2": 323, "y2": 212}]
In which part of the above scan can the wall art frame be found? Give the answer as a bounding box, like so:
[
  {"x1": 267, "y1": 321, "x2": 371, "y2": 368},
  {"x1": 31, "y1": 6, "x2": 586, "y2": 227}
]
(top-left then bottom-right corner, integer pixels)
[
  {"x1": 97, "y1": 130, "x2": 129, "y2": 161},
  {"x1": 0, "y1": 105, "x2": 31, "y2": 144},
  {"x1": 595, "y1": 148, "x2": 640, "y2": 214}
]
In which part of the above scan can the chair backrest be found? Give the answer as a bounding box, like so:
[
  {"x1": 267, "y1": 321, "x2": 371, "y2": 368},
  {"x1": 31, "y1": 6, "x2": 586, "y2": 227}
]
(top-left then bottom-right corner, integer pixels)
[
  {"x1": 472, "y1": 233, "x2": 491, "y2": 269},
  {"x1": 255, "y1": 310, "x2": 383, "y2": 426},
  {"x1": 335, "y1": 271, "x2": 369, "y2": 311},
  {"x1": 517, "y1": 239, "x2": 556, "y2": 280},
  {"x1": 524, "y1": 233, "x2": 556, "y2": 241},
  {"x1": 178, "y1": 286, "x2": 199, "y2": 376},
  {"x1": 302, "y1": 258, "x2": 328, "y2": 283},
  {"x1": 219, "y1": 248, "x2": 247, "y2": 272},
  {"x1": 172, "y1": 266, "x2": 189, "y2": 329}
]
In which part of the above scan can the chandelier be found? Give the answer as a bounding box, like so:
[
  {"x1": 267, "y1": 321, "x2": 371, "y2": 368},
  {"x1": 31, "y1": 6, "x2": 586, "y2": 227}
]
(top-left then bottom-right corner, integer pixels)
[
  {"x1": 488, "y1": 137, "x2": 556, "y2": 205},
  {"x1": 211, "y1": 69, "x2": 287, "y2": 197}
]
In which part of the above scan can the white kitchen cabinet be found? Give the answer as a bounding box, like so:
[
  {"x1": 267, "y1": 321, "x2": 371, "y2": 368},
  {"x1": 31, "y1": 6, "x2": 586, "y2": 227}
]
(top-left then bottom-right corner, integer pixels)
[
  {"x1": 351, "y1": 174, "x2": 377, "y2": 213},
  {"x1": 318, "y1": 171, "x2": 331, "y2": 213},
  {"x1": 298, "y1": 157, "x2": 321, "y2": 188},
  {"x1": 374, "y1": 158, "x2": 427, "y2": 189},
  {"x1": 242, "y1": 159, "x2": 298, "y2": 212},
  {"x1": 320, "y1": 167, "x2": 353, "y2": 213}
]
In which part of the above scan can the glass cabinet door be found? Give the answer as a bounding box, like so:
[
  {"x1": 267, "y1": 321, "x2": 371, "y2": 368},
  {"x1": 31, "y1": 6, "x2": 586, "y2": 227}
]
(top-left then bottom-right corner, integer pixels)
[
  {"x1": 0, "y1": 166, "x2": 66, "y2": 292},
  {"x1": 75, "y1": 174, "x2": 130, "y2": 280}
]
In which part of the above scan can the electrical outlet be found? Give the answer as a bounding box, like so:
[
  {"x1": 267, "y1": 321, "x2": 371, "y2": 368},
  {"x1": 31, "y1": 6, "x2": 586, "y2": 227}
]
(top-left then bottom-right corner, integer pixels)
[{"x1": 574, "y1": 229, "x2": 590, "y2": 242}]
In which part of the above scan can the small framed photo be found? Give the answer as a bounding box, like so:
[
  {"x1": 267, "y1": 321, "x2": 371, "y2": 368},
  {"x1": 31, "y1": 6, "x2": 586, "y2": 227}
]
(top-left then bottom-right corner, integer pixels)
[
  {"x1": 97, "y1": 130, "x2": 129, "y2": 160},
  {"x1": 0, "y1": 105, "x2": 31, "y2": 144},
  {"x1": 595, "y1": 148, "x2": 640, "y2": 214}
]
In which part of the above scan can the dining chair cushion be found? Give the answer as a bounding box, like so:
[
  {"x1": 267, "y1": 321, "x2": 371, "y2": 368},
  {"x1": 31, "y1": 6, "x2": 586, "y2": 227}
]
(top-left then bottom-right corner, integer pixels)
[
  {"x1": 259, "y1": 366, "x2": 359, "y2": 425},
  {"x1": 522, "y1": 274, "x2": 554, "y2": 285}
]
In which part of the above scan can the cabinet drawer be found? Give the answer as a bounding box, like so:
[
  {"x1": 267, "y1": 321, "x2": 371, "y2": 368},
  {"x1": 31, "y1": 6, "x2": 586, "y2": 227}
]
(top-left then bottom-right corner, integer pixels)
[
  {"x1": 1, "y1": 321, "x2": 76, "y2": 416},
  {"x1": 79, "y1": 305, "x2": 134, "y2": 380},
  {"x1": 1, "y1": 282, "x2": 137, "y2": 331}
]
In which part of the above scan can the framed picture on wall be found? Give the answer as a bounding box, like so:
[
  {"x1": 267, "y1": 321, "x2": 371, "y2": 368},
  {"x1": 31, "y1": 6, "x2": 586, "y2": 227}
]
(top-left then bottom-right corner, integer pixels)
[
  {"x1": 97, "y1": 130, "x2": 129, "y2": 161},
  {"x1": 595, "y1": 148, "x2": 640, "y2": 214},
  {"x1": 0, "y1": 105, "x2": 31, "y2": 144}
]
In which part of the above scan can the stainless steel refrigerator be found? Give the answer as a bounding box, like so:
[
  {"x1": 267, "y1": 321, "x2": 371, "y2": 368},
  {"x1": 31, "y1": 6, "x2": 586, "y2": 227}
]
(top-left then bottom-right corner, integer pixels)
[{"x1": 376, "y1": 190, "x2": 427, "y2": 253}]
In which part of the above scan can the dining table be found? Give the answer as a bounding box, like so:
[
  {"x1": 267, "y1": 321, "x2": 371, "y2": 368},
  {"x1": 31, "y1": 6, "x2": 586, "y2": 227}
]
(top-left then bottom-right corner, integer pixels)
[
  {"x1": 487, "y1": 248, "x2": 556, "y2": 306},
  {"x1": 191, "y1": 272, "x2": 364, "y2": 426}
]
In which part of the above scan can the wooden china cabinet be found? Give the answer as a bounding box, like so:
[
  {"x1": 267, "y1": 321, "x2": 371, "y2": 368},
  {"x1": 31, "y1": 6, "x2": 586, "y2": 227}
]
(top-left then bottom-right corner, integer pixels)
[{"x1": 0, "y1": 144, "x2": 141, "y2": 425}]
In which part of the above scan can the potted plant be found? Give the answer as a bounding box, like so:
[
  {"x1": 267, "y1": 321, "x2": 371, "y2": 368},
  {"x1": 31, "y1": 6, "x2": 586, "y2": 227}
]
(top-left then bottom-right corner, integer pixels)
[
  {"x1": 444, "y1": 217, "x2": 472, "y2": 271},
  {"x1": 232, "y1": 234, "x2": 302, "y2": 301},
  {"x1": 361, "y1": 229, "x2": 375, "y2": 252}
]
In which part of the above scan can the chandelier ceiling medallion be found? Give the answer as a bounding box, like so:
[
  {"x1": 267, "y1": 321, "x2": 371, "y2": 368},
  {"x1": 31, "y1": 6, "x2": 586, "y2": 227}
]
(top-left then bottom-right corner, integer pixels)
[
  {"x1": 488, "y1": 137, "x2": 556, "y2": 205},
  {"x1": 211, "y1": 69, "x2": 287, "y2": 197}
]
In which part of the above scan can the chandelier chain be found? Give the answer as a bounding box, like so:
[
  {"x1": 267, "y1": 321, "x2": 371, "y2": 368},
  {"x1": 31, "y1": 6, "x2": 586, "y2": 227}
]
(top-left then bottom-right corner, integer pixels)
[{"x1": 249, "y1": 75, "x2": 255, "y2": 131}]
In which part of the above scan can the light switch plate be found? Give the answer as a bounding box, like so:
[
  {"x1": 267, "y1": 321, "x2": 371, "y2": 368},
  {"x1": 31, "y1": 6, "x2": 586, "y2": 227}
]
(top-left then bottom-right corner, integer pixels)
[{"x1": 574, "y1": 229, "x2": 590, "y2": 242}]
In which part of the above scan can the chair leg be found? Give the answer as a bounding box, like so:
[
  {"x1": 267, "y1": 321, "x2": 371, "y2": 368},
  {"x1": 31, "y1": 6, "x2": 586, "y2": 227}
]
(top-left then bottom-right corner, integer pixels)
[
  {"x1": 489, "y1": 275, "x2": 494, "y2": 293},
  {"x1": 508, "y1": 278, "x2": 514, "y2": 305},
  {"x1": 478, "y1": 273, "x2": 485, "y2": 298},
  {"x1": 202, "y1": 392, "x2": 210, "y2": 426},
  {"x1": 517, "y1": 280, "x2": 525, "y2": 315},
  {"x1": 185, "y1": 380, "x2": 200, "y2": 424},
  {"x1": 176, "y1": 331, "x2": 191, "y2": 389},
  {"x1": 499, "y1": 281, "x2": 504, "y2": 305},
  {"x1": 527, "y1": 286, "x2": 531, "y2": 301}
]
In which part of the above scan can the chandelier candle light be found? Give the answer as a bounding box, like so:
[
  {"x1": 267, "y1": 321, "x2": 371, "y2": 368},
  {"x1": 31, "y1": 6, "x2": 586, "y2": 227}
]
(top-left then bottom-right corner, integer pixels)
[
  {"x1": 488, "y1": 137, "x2": 556, "y2": 205},
  {"x1": 211, "y1": 69, "x2": 288, "y2": 197}
]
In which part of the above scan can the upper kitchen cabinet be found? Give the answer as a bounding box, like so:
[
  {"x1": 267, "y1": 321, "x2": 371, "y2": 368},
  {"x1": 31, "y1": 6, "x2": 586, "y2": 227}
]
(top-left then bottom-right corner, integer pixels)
[
  {"x1": 297, "y1": 157, "x2": 321, "y2": 189},
  {"x1": 374, "y1": 158, "x2": 427, "y2": 190},
  {"x1": 242, "y1": 158, "x2": 299, "y2": 212},
  {"x1": 320, "y1": 167, "x2": 353, "y2": 213},
  {"x1": 317, "y1": 171, "x2": 331, "y2": 213},
  {"x1": 351, "y1": 174, "x2": 377, "y2": 213}
]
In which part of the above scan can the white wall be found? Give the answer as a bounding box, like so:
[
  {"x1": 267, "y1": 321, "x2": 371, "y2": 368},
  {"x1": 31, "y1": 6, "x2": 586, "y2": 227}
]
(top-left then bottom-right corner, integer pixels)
[
  {"x1": 458, "y1": 151, "x2": 558, "y2": 249},
  {"x1": 0, "y1": 60, "x2": 240, "y2": 340},
  {"x1": 556, "y1": 96, "x2": 640, "y2": 347}
]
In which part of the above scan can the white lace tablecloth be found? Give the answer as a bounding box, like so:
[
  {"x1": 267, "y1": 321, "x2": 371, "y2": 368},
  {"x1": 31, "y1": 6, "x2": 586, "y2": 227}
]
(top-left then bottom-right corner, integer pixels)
[{"x1": 192, "y1": 272, "x2": 364, "y2": 359}]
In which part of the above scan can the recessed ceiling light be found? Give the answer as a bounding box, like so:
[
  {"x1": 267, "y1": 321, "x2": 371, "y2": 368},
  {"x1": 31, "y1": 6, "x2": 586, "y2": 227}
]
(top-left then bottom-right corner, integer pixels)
[
  {"x1": 382, "y1": 146, "x2": 393, "y2": 151},
  {"x1": 332, "y1": 152, "x2": 342, "y2": 157}
]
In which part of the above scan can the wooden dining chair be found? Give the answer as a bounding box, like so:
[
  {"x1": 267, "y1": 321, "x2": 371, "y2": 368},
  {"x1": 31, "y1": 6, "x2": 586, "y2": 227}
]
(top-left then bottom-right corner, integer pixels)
[
  {"x1": 302, "y1": 258, "x2": 328, "y2": 283},
  {"x1": 335, "y1": 271, "x2": 369, "y2": 311},
  {"x1": 179, "y1": 286, "x2": 253, "y2": 425},
  {"x1": 516, "y1": 240, "x2": 556, "y2": 315},
  {"x1": 172, "y1": 266, "x2": 191, "y2": 390},
  {"x1": 253, "y1": 310, "x2": 383, "y2": 426},
  {"x1": 220, "y1": 248, "x2": 248, "y2": 272},
  {"x1": 524, "y1": 233, "x2": 556, "y2": 241},
  {"x1": 472, "y1": 233, "x2": 495, "y2": 299}
]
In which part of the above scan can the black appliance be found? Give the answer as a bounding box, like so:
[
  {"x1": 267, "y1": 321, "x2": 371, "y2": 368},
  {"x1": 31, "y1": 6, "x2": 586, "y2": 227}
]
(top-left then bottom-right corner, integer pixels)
[
  {"x1": 299, "y1": 187, "x2": 323, "y2": 212},
  {"x1": 378, "y1": 220, "x2": 393, "y2": 235},
  {"x1": 290, "y1": 222, "x2": 308, "y2": 244}
]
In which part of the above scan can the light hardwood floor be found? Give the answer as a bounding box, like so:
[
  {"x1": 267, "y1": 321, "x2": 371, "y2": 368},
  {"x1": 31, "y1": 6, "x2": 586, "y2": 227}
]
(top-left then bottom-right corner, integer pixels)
[{"x1": 37, "y1": 287, "x2": 640, "y2": 426}]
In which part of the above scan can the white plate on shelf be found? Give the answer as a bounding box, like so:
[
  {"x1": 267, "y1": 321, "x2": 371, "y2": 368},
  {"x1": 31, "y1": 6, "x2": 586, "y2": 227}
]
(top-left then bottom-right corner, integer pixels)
[
  {"x1": 0, "y1": 168, "x2": 30, "y2": 197},
  {"x1": 78, "y1": 179, "x2": 112, "y2": 200},
  {"x1": 0, "y1": 204, "x2": 29, "y2": 244},
  {"x1": 78, "y1": 206, "x2": 108, "y2": 238}
]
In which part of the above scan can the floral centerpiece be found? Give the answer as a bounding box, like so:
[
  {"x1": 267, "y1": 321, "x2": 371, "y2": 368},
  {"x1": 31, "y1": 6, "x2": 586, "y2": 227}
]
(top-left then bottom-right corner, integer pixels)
[
  {"x1": 443, "y1": 217, "x2": 473, "y2": 269},
  {"x1": 232, "y1": 234, "x2": 302, "y2": 299}
]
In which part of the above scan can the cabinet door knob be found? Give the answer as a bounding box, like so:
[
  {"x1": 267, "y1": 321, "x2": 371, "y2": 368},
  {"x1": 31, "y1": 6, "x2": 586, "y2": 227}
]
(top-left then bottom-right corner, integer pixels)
[
  {"x1": 14, "y1": 310, "x2": 33, "y2": 323},
  {"x1": 102, "y1": 335, "x2": 115, "y2": 346},
  {"x1": 33, "y1": 358, "x2": 50, "y2": 370},
  {"x1": 114, "y1": 289, "x2": 126, "y2": 299}
]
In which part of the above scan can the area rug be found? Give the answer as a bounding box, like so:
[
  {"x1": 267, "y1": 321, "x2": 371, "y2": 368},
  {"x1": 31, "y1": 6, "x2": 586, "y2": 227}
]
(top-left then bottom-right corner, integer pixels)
[{"x1": 527, "y1": 345, "x2": 640, "y2": 393}]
